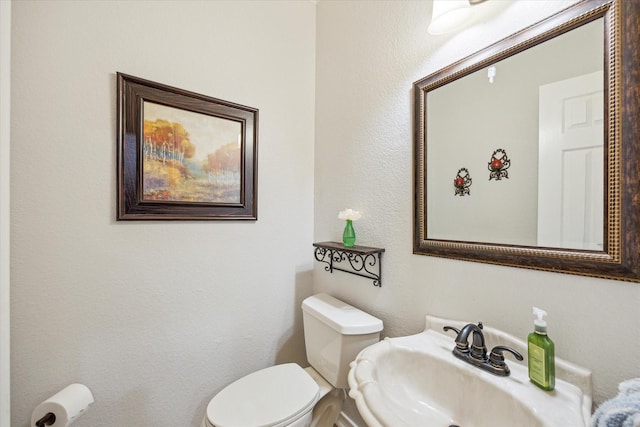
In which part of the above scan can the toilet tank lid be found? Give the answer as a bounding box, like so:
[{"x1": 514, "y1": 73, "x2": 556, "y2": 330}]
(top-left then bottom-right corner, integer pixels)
[{"x1": 302, "y1": 293, "x2": 383, "y2": 335}]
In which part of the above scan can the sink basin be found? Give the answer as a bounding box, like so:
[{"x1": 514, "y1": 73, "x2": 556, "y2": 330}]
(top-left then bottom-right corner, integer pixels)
[{"x1": 348, "y1": 315, "x2": 592, "y2": 427}]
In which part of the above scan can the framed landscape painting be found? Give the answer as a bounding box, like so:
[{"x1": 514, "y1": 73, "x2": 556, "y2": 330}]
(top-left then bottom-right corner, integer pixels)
[{"x1": 117, "y1": 73, "x2": 258, "y2": 220}]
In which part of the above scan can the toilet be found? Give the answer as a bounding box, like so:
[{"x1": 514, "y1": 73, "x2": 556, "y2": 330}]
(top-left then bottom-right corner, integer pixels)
[{"x1": 201, "y1": 293, "x2": 383, "y2": 427}]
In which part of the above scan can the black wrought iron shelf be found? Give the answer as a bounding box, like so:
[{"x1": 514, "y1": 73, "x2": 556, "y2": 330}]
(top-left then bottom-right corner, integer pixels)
[{"x1": 313, "y1": 241, "x2": 385, "y2": 287}]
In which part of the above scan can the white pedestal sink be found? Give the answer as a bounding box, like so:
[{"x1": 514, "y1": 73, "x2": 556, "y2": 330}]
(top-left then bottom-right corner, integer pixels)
[{"x1": 348, "y1": 315, "x2": 592, "y2": 427}]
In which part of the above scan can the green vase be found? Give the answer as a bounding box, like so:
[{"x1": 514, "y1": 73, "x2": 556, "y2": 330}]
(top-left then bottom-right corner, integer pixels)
[{"x1": 343, "y1": 219, "x2": 356, "y2": 247}]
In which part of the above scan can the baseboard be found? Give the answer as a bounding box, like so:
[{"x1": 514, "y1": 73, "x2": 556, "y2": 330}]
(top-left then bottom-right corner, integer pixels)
[{"x1": 335, "y1": 411, "x2": 359, "y2": 427}]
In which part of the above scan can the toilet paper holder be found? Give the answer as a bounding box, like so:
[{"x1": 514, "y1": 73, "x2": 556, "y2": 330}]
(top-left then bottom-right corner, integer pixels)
[
  {"x1": 35, "y1": 413, "x2": 55, "y2": 427},
  {"x1": 31, "y1": 383, "x2": 94, "y2": 427}
]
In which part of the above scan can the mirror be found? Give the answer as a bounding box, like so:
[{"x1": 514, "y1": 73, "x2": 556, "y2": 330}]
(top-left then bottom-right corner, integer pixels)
[
  {"x1": 414, "y1": 0, "x2": 640, "y2": 282},
  {"x1": 426, "y1": 19, "x2": 603, "y2": 249}
]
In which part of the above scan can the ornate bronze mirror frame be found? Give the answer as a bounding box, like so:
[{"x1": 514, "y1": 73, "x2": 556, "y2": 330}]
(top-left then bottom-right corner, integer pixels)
[{"x1": 414, "y1": 0, "x2": 640, "y2": 282}]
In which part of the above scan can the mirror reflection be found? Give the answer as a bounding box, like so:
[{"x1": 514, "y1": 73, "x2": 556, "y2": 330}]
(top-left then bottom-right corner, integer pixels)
[{"x1": 426, "y1": 18, "x2": 603, "y2": 250}]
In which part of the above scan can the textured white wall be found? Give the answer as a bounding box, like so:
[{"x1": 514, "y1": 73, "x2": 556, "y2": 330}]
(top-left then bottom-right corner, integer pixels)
[
  {"x1": 10, "y1": 1, "x2": 315, "y2": 426},
  {"x1": 315, "y1": 0, "x2": 640, "y2": 411}
]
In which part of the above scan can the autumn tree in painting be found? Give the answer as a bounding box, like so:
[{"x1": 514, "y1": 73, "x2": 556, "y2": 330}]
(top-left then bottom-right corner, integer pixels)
[
  {"x1": 143, "y1": 119, "x2": 195, "y2": 167},
  {"x1": 205, "y1": 142, "x2": 241, "y2": 179}
]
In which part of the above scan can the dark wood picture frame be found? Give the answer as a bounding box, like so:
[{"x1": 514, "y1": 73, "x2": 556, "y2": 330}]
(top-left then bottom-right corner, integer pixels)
[{"x1": 117, "y1": 73, "x2": 258, "y2": 220}]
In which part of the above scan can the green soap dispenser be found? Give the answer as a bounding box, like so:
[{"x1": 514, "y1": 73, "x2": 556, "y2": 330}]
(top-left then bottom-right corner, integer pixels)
[{"x1": 528, "y1": 307, "x2": 555, "y2": 391}]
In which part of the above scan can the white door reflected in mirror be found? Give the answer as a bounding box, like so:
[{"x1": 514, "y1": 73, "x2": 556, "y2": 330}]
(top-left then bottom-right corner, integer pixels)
[{"x1": 538, "y1": 72, "x2": 604, "y2": 250}]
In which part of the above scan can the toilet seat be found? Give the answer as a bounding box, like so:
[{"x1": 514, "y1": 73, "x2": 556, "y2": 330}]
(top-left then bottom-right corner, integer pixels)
[{"x1": 205, "y1": 363, "x2": 320, "y2": 427}]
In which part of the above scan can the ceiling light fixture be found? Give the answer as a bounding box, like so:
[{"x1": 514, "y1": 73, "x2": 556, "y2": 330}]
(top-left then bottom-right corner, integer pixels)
[{"x1": 428, "y1": 0, "x2": 488, "y2": 36}]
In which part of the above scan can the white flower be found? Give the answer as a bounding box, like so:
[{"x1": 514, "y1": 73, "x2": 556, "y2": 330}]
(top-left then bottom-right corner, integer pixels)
[{"x1": 338, "y1": 208, "x2": 362, "y2": 221}]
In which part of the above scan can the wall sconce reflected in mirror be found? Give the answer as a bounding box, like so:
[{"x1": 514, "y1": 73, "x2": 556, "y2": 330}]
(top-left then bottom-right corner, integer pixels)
[
  {"x1": 428, "y1": 0, "x2": 488, "y2": 35},
  {"x1": 488, "y1": 148, "x2": 510, "y2": 180},
  {"x1": 454, "y1": 167, "x2": 472, "y2": 196}
]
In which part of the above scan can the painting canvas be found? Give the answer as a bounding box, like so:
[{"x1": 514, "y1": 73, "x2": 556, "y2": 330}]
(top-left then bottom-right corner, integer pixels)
[
  {"x1": 142, "y1": 102, "x2": 242, "y2": 204},
  {"x1": 117, "y1": 73, "x2": 258, "y2": 220}
]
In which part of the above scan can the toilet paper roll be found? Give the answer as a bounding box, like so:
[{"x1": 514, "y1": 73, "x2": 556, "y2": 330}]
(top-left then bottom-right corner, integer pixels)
[{"x1": 31, "y1": 383, "x2": 94, "y2": 427}]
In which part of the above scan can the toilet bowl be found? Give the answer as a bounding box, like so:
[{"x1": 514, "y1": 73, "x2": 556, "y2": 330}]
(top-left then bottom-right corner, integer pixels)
[
  {"x1": 200, "y1": 364, "x2": 328, "y2": 427},
  {"x1": 201, "y1": 293, "x2": 383, "y2": 427}
]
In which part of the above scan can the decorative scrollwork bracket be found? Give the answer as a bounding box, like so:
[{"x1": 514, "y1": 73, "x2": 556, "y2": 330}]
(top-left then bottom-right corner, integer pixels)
[
  {"x1": 312, "y1": 242, "x2": 385, "y2": 287},
  {"x1": 454, "y1": 167, "x2": 473, "y2": 196},
  {"x1": 488, "y1": 148, "x2": 510, "y2": 180}
]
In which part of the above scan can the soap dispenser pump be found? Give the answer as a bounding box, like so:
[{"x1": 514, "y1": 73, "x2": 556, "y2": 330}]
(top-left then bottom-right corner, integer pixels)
[{"x1": 527, "y1": 307, "x2": 555, "y2": 391}]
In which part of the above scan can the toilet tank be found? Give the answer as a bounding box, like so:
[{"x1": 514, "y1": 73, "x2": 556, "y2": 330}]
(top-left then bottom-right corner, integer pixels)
[{"x1": 301, "y1": 293, "x2": 383, "y2": 389}]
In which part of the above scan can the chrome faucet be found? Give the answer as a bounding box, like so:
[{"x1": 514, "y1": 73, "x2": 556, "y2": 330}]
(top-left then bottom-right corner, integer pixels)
[{"x1": 444, "y1": 322, "x2": 523, "y2": 376}]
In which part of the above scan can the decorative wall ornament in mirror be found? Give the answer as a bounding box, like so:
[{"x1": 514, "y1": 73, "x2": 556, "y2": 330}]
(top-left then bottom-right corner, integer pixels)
[{"x1": 413, "y1": 0, "x2": 640, "y2": 282}]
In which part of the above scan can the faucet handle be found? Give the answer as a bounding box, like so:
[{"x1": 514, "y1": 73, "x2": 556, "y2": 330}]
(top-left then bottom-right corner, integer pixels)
[
  {"x1": 443, "y1": 325, "x2": 460, "y2": 336},
  {"x1": 488, "y1": 346, "x2": 524, "y2": 375}
]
